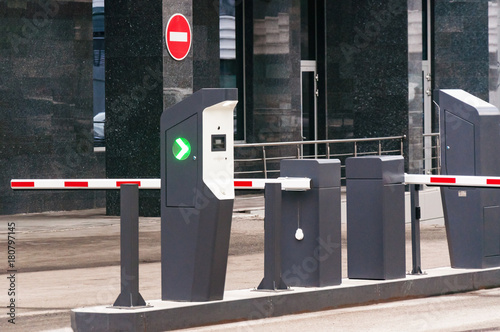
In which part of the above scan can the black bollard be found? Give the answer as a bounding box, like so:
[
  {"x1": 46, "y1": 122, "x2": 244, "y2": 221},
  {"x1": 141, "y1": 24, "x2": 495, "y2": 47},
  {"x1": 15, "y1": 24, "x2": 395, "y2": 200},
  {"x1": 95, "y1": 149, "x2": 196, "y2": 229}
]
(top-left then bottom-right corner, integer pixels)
[
  {"x1": 113, "y1": 184, "x2": 146, "y2": 307},
  {"x1": 258, "y1": 183, "x2": 288, "y2": 290}
]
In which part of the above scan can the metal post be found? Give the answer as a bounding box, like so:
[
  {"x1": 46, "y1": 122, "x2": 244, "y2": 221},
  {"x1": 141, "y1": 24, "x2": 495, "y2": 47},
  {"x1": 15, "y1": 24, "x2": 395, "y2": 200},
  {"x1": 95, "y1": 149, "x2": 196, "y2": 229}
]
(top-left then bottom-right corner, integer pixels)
[
  {"x1": 258, "y1": 183, "x2": 288, "y2": 290},
  {"x1": 113, "y1": 184, "x2": 147, "y2": 307},
  {"x1": 410, "y1": 184, "x2": 423, "y2": 275},
  {"x1": 436, "y1": 134, "x2": 441, "y2": 174},
  {"x1": 262, "y1": 146, "x2": 268, "y2": 178},
  {"x1": 400, "y1": 136, "x2": 405, "y2": 156}
]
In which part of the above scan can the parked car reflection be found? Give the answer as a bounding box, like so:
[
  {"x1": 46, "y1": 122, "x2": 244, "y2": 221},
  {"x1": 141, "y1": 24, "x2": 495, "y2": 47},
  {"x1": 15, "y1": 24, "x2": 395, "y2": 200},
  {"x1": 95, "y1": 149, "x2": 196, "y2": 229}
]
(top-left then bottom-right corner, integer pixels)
[{"x1": 93, "y1": 112, "x2": 105, "y2": 146}]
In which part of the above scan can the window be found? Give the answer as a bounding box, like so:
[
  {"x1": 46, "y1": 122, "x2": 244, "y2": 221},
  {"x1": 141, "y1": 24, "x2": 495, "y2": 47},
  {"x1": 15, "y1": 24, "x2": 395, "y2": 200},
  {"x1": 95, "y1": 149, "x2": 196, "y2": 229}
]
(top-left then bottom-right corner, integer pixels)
[
  {"x1": 93, "y1": 0, "x2": 105, "y2": 148},
  {"x1": 220, "y1": 0, "x2": 245, "y2": 141}
]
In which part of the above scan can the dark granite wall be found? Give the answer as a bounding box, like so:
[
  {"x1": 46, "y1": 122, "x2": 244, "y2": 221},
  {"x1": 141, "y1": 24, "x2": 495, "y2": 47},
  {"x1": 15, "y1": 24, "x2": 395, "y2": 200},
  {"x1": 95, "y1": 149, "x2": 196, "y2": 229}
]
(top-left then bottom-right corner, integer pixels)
[
  {"x1": 104, "y1": 0, "x2": 163, "y2": 216},
  {"x1": 408, "y1": 0, "x2": 424, "y2": 173},
  {"x1": 106, "y1": 0, "x2": 220, "y2": 215},
  {"x1": 250, "y1": 0, "x2": 302, "y2": 144},
  {"x1": 0, "y1": 0, "x2": 104, "y2": 214},
  {"x1": 433, "y1": 0, "x2": 489, "y2": 105},
  {"x1": 325, "y1": 0, "x2": 409, "y2": 164},
  {"x1": 161, "y1": 0, "x2": 220, "y2": 104},
  {"x1": 193, "y1": 2, "x2": 220, "y2": 92},
  {"x1": 489, "y1": 1, "x2": 500, "y2": 108},
  {"x1": 405, "y1": 0, "x2": 490, "y2": 173},
  {"x1": 1, "y1": 0, "x2": 495, "y2": 215},
  {"x1": 162, "y1": 1, "x2": 192, "y2": 107}
]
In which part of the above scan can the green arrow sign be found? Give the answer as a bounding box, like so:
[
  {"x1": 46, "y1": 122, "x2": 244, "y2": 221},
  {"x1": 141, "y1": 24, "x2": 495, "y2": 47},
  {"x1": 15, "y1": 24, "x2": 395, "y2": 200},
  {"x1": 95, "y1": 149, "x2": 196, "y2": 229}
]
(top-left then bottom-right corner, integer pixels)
[{"x1": 172, "y1": 137, "x2": 191, "y2": 160}]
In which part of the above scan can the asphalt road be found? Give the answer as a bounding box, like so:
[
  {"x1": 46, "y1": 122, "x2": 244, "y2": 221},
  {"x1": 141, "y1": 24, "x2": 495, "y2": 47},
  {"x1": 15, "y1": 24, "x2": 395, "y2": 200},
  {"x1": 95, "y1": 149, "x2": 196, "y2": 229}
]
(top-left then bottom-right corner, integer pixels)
[{"x1": 182, "y1": 287, "x2": 500, "y2": 332}]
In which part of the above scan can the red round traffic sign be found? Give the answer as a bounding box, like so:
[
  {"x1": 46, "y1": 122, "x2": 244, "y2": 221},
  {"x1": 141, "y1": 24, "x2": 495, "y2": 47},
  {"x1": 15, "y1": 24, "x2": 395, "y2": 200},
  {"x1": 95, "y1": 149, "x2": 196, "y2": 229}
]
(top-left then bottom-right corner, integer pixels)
[{"x1": 165, "y1": 14, "x2": 192, "y2": 61}]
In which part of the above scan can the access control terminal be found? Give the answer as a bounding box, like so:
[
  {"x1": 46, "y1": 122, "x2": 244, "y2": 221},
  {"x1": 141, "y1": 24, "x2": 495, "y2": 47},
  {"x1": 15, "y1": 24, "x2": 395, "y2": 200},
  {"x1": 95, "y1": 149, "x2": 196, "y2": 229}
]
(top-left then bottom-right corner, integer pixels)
[{"x1": 160, "y1": 88, "x2": 238, "y2": 301}]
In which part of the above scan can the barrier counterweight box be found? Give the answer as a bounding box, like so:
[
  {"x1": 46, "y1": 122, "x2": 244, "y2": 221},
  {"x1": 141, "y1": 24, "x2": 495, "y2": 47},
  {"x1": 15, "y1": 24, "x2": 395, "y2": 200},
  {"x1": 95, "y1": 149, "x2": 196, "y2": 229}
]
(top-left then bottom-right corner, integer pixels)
[
  {"x1": 438, "y1": 89, "x2": 500, "y2": 268},
  {"x1": 280, "y1": 159, "x2": 342, "y2": 287},
  {"x1": 160, "y1": 88, "x2": 238, "y2": 301},
  {"x1": 346, "y1": 156, "x2": 405, "y2": 280}
]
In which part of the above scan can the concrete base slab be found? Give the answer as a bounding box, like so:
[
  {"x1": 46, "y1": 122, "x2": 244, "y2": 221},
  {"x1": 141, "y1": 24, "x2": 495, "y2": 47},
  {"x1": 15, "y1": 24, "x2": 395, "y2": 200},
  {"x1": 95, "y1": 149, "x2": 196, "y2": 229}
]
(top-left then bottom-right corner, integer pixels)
[{"x1": 71, "y1": 266, "x2": 500, "y2": 331}]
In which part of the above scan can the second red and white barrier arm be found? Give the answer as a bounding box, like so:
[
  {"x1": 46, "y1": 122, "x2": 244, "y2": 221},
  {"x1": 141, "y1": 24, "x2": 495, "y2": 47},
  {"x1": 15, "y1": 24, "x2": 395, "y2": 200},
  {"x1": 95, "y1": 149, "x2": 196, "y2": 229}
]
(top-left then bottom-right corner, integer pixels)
[
  {"x1": 405, "y1": 173, "x2": 500, "y2": 187},
  {"x1": 11, "y1": 177, "x2": 312, "y2": 191}
]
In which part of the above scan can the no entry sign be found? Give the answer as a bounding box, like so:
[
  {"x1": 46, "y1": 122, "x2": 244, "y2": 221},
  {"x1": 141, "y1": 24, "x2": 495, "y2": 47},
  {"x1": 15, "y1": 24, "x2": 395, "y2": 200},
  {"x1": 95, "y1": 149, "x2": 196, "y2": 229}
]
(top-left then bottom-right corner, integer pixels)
[{"x1": 165, "y1": 14, "x2": 192, "y2": 61}]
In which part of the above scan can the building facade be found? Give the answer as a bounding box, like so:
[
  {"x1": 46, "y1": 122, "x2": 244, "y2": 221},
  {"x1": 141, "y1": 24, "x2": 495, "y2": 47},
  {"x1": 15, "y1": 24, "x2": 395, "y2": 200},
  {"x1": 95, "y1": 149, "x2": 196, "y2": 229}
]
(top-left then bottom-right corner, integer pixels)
[{"x1": 1, "y1": 0, "x2": 499, "y2": 215}]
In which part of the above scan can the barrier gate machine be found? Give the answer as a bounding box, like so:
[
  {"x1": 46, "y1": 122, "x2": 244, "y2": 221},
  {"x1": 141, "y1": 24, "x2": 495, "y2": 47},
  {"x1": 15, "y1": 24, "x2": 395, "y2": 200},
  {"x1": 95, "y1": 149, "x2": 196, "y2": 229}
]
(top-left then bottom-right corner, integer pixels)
[
  {"x1": 438, "y1": 89, "x2": 500, "y2": 268},
  {"x1": 161, "y1": 88, "x2": 238, "y2": 301}
]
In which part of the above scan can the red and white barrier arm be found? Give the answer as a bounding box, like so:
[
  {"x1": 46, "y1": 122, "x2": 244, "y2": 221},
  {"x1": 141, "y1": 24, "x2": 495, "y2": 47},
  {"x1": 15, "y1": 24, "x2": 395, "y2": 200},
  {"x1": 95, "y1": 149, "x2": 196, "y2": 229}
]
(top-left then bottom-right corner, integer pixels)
[
  {"x1": 11, "y1": 179, "x2": 161, "y2": 190},
  {"x1": 11, "y1": 177, "x2": 312, "y2": 191},
  {"x1": 405, "y1": 173, "x2": 500, "y2": 187}
]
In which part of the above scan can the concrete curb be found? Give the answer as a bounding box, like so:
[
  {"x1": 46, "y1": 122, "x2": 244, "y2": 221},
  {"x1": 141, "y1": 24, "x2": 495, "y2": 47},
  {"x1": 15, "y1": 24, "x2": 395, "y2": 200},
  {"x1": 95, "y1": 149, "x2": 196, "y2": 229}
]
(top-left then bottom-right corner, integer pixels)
[{"x1": 71, "y1": 266, "x2": 500, "y2": 331}]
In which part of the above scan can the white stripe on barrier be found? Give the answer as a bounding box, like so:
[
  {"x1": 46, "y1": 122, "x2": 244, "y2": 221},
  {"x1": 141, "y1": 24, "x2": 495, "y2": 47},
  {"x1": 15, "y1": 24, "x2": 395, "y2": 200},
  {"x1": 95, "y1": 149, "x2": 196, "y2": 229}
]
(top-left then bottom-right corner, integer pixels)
[
  {"x1": 234, "y1": 177, "x2": 311, "y2": 191},
  {"x1": 11, "y1": 177, "x2": 312, "y2": 191},
  {"x1": 404, "y1": 173, "x2": 500, "y2": 187}
]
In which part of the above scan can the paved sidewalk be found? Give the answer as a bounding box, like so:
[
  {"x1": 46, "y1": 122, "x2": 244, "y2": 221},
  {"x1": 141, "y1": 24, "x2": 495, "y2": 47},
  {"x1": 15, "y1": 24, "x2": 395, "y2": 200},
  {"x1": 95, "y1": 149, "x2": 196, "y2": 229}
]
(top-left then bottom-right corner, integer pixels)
[{"x1": 0, "y1": 195, "x2": 450, "y2": 331}]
